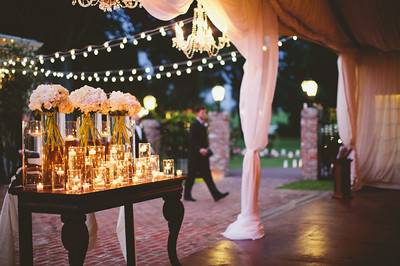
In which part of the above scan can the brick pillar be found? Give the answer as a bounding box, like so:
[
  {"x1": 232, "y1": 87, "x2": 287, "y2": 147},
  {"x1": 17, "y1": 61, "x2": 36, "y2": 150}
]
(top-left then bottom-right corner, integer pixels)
[
  {"x1": 301, "y1": 106, "x2": 319, "y2": 179},
  {"x1": 141, "y1": 119, "x2": 161, "y2": 154},
  {"x1": 208, "y1": 112, "x2": 230, "y2": 177}
]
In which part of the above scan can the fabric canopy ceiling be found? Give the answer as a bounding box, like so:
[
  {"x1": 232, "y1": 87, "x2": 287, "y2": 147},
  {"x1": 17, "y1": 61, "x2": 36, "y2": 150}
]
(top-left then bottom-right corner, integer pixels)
[{"x1": 270, "y1": 0, "x2": 400, "y2": 53}]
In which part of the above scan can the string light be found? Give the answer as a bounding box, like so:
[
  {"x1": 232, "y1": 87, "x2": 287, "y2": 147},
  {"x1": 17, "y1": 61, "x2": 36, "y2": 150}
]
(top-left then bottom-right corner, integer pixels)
[{"x1": 3, "y1": 37, "x2": 297, "y2": 84}]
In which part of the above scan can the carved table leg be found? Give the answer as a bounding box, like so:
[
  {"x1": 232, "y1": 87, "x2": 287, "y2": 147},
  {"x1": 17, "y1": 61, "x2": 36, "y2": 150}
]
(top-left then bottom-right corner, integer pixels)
[
  {"x1": 18, "y1": 202, "x2": 33, "y2": 266},
  {"x1": 124, "y1": 204, "x2": 135, "y2": 266},
  {"x1": 163, "y1": 191, "x2": 184, "y2": 266},
  {"x1": 61, "y1": 214, "x2": 89, "y2": 266}
]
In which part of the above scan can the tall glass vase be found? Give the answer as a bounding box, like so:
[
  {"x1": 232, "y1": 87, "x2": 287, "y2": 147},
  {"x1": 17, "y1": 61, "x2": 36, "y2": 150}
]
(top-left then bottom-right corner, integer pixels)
[
  {"x1": 78, "y1": 112, "x2": 101, "y2": 147},
  {"x1": 41, "y1": 112, "x2": 64, "y2": 190},
  {"x1": 110, "y1": 114, "x2": 135, "y2": 154}
]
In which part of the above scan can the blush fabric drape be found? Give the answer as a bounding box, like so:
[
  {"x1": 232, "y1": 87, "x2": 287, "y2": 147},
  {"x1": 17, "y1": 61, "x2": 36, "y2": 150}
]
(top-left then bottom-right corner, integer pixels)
[
  {"x1": 337, "y1": 52, "x2": 400, "y2": 189},
  {"x1": 116, "y1": 0, "x2": 279, "y2": 248},
  {"x1": 271, "y1": 0, "x2": 400, "y2": 189}
]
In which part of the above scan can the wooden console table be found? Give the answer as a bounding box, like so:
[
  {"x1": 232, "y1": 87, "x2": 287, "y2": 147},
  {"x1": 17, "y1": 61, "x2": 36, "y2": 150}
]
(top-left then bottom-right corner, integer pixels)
[{"x1": 17, "y1": 176, "x2": 185, "y2": 266}]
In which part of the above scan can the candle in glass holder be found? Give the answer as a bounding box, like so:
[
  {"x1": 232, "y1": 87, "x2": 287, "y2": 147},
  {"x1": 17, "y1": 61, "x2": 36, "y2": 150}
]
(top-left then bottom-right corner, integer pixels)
[
  {"x1": 28, "y1": 120, "x2": 42, "y2": 137},
  {"x1": 93, "y1": 167, "x2": 106, "y2": 190},
  {"x1": 65, "y1": 121, "x2": 78, "y2": 140},
  {"x1": 163, "y1": 159, "x2": 174, "y2": 177},
  {"x1": 150, "y1": 155, "x2": 160, "y2": 172},
  {"x1": 36, "y1": 182, "x2": 44, "y2": 192},
  {"x1": 67, "y1": 169, "x2": 82, "y2": 193},
  {"x1": 82, "y1": 182, "x2": 91, "y2": 192},
  {"x1": 176, "y1": 169, "x2": 183, "y2": 177},
  {"x1": 68, "y1": 147, "x2": 85, "y2": 170},
  {"x1": 108, "y1": 145, "x2": 124, "y2": 161},
  {"x1": 52, "y1": 164, "x2": 65, "y2": 191},
  {"x1": 138, "y1": 143, "x2": 151, "y2": 158}
]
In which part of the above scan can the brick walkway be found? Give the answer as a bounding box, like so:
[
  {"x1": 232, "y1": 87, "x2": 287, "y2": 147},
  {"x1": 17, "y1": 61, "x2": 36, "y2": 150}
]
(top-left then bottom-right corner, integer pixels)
[{"x1": 1, "y1": 168, "x2": 320, "y2": 265}]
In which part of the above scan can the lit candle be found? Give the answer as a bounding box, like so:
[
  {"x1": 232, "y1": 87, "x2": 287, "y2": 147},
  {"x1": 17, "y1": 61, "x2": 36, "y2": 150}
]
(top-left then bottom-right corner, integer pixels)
[
  {"x1": 65, "y1": 134, "x2": 75, "y2": 141},
  {"x1": 82, "y1": 183, "x2": 90, "y2": 192},
  {"x1": 176, "y1": 169, "x2": 183, "y2": 176},
  {"x1": 56, "y1": 169, "x2": 65, "y2": 176},
  {"x1": 89, "y1": 149, "x2": 96, "y2": 156},
  {"x1": 36, "y1": 182, "x2": 44, "y2": 191},
  {"x1": 71, "y1": 185, "x2": 79, "y2": 192},
  {"x1": 69, "y1": 150, "x2": 76, "y2": 157}
]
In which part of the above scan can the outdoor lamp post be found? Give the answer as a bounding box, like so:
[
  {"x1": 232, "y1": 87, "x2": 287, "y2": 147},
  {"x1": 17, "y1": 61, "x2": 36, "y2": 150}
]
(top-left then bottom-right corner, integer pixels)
[
  {"x1": 301, "y1": 80, "x2": 318, "y2": 105},
  {"x1": 143, "y1": 95, "x2": 157, "y2": 111},
  {"x1": 211, "y1": 85, "x2": 225, "y2": 112}
]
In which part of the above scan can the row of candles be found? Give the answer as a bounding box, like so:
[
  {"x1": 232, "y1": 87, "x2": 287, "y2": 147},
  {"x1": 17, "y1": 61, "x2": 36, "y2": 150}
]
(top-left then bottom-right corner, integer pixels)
[
  {"x1": 37, "y1": 143, "x2": 181, "y2": 193},
  {"x1": 25, "y1": 119, "x2": 182, "y2": 193}
]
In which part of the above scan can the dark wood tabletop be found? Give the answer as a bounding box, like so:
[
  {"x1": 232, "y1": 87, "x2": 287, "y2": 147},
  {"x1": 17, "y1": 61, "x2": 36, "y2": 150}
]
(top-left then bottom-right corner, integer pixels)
[{"x1": 17, "y1": 176, "x2": 186, "y2": 266}]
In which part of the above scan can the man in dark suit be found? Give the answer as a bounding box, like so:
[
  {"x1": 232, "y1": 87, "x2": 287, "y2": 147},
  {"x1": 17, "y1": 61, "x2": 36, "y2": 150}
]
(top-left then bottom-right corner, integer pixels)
[{"x1": 184, "y1": 106, "x2": 229, "y2": 202}]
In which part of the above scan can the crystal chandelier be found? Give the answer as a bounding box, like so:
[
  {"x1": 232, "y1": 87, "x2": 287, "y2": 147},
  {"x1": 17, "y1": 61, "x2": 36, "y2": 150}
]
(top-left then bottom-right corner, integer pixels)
[
  {"x1": 72, "y1": 0, "x2": 140, "y2": 12},
  {"x1": 172, "y1": 0, "x2": 230, "y2": 59}
]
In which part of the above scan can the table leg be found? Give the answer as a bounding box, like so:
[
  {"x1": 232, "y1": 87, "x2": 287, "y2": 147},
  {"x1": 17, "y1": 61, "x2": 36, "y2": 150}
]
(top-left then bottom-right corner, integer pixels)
[
  {"x1": 124, "y1": 204, "x2": 135, "y2": 266},
  {"x1": 18, "y1": 203, "x2": 33, "y2": 266},
  {"x1": 61, "y1": 214, "x2": 89, "y2": 266},
  {"x1": 163, "y1": 191, "x2": 184, "y2": 266}
]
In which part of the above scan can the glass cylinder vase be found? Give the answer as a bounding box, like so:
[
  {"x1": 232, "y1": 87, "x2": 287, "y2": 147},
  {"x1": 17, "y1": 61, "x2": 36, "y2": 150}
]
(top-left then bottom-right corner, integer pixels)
[
  {"x1": 41, "y1": 112, "x2": 65, "y2": 190},
  {"x1": 109, "y1": 114, "x2": 135, "y2": 157},
  {"x1": 22, "y1": 120, "x2": 43, "y2": 190},
  {"x1": 78, "y1": 112, "x2": 101, "y2": 147}
]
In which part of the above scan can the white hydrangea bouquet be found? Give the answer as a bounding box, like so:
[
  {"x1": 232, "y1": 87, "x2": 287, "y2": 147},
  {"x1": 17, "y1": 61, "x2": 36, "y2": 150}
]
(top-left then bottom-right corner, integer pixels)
[
  {"x1": 70, "y1": 85, "x2": 109, "y2": 146},
  {"x1": 108, "y1": 91, "x2": 142, "y2": 145},
  {"x1": 29, "y1": 84, "x2": 73, "y2": 151},
  {"x1": 29, "y1": 84, "x2": 73, "y2": 114}
]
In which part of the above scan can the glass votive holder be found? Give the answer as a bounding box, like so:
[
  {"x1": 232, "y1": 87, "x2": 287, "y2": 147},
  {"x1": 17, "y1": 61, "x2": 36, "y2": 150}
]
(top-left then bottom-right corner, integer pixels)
[
  {"x1": 163, "y1": 159, "x2": 174, "y2": 177},
  {"x1": 106, "y1": 160, "x2": 117, "y2": 185},
  {"x1": 108, "y1": 145, "x2": 125, "y2": 161},
  {"x1": 116, "y1": 161, "x2": 129, "y2": 185},
  {"x1": 36, "y1": 182, "x2": 44, "y2": 192},
  {"x1": 84, "y1": 157, "x2": 94, "y2": 187},
  {"x1": 67, "y1": 169, "x2": 82, "y2": 193},
  {"x1": 150, "y1": 155, "x2": 160, "y2": 172},
  {"x1": 176, "y1": 169, "x2": 183, "y2": 177},
  {"x1": 87, "y1": 145, "x2": 106, "y2": 167},
  {"x1": 93, "y1": 167, "x2": 107, "y2": 190},
  {"x1": 28, "y1": 120, "x2": 42, "y2": 137},
  {"x1": 65, "y1": 121, "x2": 78, "y2": 142},
  {"x1": 52, "y1": 164, "x2": 66, "y2": 191},
  {"x1": 135, "y1": 157, "x2": 147, "y2": 179},
  {"x1": 138, "y1": 143, "x2": 151, "y2": 158},
  {"x1": 68, "y1": 146, "x2": 85, "y2": 171}
]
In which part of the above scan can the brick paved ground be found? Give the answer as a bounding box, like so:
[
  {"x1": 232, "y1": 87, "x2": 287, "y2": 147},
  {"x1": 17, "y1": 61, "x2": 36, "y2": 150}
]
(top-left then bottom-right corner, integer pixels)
[{"x1": 1, "y1": 168, "x2": 320, "y2": 266}]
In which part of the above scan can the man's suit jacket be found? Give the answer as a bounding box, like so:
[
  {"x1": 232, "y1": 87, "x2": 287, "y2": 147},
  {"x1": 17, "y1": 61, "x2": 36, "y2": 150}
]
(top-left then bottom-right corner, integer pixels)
[{"x1": 188, "y1": 119, "x2": 212, "y2": 173}]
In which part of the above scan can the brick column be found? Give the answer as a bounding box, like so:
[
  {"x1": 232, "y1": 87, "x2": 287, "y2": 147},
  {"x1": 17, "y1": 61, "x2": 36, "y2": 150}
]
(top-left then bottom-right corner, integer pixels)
[
  {"x1": 300, "y1": 106, "x2": 319, "y2": 179},
  {"x1": 208, "y1": 112, "x2": 230, "y2": 177}
]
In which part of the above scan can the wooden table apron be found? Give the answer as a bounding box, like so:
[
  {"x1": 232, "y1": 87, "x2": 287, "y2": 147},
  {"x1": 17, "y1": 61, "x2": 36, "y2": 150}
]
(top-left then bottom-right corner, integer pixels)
[{"x1": 17, "y1": 177, "x2": 186, "y2": 266}]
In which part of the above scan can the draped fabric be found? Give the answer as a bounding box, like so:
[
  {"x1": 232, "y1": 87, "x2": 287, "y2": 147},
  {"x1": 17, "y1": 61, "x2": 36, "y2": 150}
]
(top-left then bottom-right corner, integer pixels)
[
  {"x1": 271, "y1": 0, "x2": 400, "y2": 189},
  {"x1": 117, "y1": 0, "x2": 279, "y2": 243}
]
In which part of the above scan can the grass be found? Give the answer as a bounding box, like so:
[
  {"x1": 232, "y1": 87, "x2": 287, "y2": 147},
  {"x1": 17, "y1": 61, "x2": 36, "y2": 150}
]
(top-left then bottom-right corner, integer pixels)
[
  {"x1": 278, "y1": 180, "x2": 333, "y2": 191},
  {"x1": 229, "y1": 156, "x2": 286, "y2": 169}
]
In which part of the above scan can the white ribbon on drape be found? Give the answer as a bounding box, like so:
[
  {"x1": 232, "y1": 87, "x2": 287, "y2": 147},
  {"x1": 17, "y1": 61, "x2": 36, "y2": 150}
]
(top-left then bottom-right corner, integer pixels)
[{"x1": 116, "y1": 1, "x2": 278, "y2": 251}]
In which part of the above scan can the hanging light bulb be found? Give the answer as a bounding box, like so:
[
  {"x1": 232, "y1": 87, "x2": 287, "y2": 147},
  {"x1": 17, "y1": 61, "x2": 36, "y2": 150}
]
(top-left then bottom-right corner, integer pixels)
[{"x1": 172, "y1": 0, "x2": 230, "y2": 59}]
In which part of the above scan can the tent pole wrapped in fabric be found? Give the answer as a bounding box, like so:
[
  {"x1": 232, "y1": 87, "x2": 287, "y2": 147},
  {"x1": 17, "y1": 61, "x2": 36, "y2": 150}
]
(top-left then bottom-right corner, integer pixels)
[{"x1": 118, "y1": 0, "x2": 279, "y2": 242}]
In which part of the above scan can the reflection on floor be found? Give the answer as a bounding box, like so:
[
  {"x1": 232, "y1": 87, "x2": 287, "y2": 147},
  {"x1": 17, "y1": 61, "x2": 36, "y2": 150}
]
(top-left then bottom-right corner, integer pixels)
[{"x1": 181, "y1": 187, "x2": 400, "y2": 266}]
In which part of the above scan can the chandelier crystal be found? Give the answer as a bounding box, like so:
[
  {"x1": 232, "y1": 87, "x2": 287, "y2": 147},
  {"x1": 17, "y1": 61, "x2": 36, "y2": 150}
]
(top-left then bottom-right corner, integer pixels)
[
  {"x1": 72, "y1": 0, "x2": 140, "y2": 12},
  {"x1": 172, "y1": 0, "x2": 230, "y2": 59}
]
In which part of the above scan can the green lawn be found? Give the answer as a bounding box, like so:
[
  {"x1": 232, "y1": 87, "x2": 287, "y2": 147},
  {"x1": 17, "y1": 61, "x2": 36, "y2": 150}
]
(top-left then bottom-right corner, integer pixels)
[
  {"x1": 278, "y1": 180, "x2": 333, "y2": 191},
  {"x1": 229, "y1": 137, "x2": 300, "y2": 170},
  {"x1": 230, "y1": 156, "x2": 286, "y2": 169}
]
